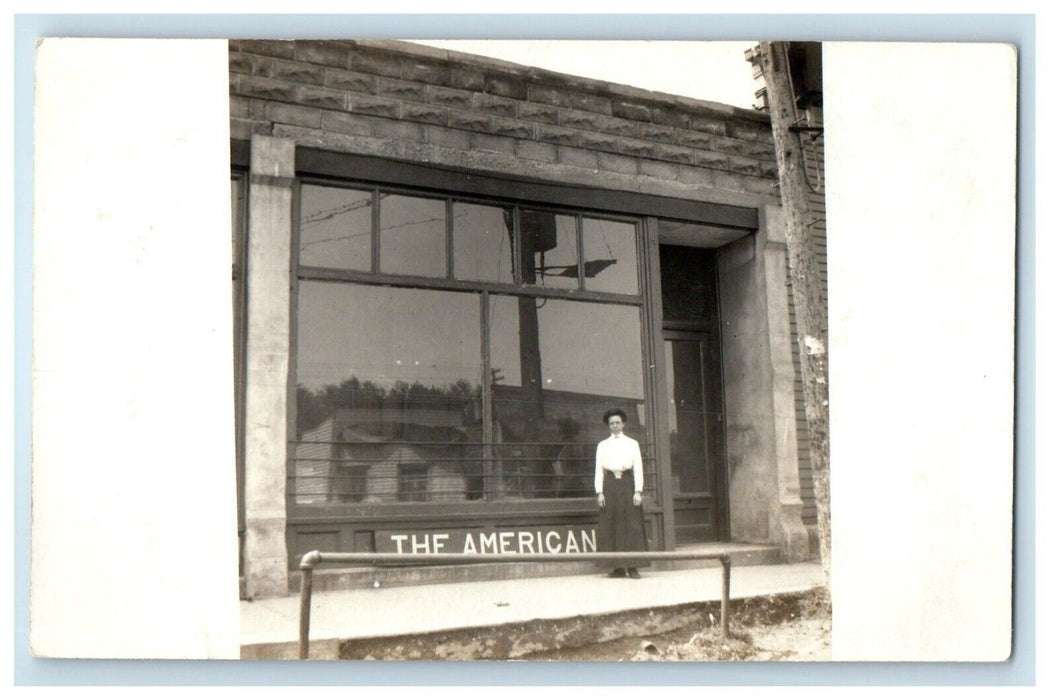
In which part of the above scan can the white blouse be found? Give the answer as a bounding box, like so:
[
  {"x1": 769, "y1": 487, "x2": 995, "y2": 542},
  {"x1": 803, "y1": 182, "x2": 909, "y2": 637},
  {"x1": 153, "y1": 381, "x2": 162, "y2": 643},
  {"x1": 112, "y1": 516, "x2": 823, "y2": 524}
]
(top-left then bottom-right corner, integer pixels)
[{"x1": 594, "y1": 433, "x2": 644, "y2": 494}]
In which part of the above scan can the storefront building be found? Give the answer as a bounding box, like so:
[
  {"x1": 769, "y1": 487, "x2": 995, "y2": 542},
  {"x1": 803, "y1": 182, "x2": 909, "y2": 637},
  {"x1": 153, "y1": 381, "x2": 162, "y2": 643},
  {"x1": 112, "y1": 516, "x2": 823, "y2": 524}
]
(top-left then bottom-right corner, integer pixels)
[{"x1": 230, "y1": 40, "x2": 822, "y2": 599}]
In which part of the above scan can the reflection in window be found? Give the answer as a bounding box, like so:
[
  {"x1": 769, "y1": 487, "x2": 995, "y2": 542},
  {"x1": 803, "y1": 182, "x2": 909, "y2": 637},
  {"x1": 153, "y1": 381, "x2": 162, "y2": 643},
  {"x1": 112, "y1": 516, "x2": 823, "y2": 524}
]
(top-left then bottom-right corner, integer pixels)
[
  {"x1": 665, "y1": 340, "x2": 709, "y2": 494},
  {"x1": 520, "y1": 210, "x2": 578, "y2": 289},
  {"x1": 380, "y1": 194, "x2": 446, "y2": 278},
  {"x1": 291, "y1": 181, "x2": 654, "y2": 507},
  {"x1": 397, "y1": 464, "x2": 430, "y2": 502},
  {"x1": 453, "y1": 202, "x2": 514, "y2": 283},
  {"x1": 294, "y1": 282, "x2": 483, "y2": 504},
  {"x1": 538, "y1": 299, "x2": 644, "y2": 400},
  {"x1": 488, "y1": 296, "x2": 645, "y2": 499},
  {"x1": 332, "y1": 463, "x2": 369, "y2": 503},
  {"x1": 299, "y1": 184, "x2": 373, "y2": 270},
  {"x1": 583, "y1": 218, "x2": 639, "y2": 294}
]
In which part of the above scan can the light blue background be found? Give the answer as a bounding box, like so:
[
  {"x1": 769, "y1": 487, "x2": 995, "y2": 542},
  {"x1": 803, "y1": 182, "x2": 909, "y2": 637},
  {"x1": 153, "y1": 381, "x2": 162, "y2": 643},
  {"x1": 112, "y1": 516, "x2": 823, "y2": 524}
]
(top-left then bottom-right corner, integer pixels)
[{"x1": 13, "y1": 13, "x2": 1036, "y2": 686}]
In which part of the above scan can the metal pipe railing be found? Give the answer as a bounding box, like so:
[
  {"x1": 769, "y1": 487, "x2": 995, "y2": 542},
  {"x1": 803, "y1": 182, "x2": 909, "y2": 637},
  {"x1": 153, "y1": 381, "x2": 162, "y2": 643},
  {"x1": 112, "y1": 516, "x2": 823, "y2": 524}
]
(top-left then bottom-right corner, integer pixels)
[{"x1": 297, "y1": 550, "x2": 733, "y2": 660}]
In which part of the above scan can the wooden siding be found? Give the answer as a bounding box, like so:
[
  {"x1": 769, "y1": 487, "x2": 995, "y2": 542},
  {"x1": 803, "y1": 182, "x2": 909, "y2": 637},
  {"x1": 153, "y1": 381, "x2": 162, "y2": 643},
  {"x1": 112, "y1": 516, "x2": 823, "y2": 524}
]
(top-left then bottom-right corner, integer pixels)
[{"x1": 788, "y1": 132, "x2": 826, "y2": 526}]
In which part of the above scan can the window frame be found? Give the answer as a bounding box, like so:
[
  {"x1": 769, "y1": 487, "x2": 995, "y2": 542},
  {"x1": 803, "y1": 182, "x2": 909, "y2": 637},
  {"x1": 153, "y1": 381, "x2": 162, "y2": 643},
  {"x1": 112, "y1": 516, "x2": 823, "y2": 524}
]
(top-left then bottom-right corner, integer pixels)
[
  {"x1": 290, "y1": 176, "x2": 653, "y2": 516},
  {"x1": 295, "y1": 173, "x2": 646, "y2": 304},
  {"x1": 239, "y1": 143, "x2": 758, "y2": 524}
]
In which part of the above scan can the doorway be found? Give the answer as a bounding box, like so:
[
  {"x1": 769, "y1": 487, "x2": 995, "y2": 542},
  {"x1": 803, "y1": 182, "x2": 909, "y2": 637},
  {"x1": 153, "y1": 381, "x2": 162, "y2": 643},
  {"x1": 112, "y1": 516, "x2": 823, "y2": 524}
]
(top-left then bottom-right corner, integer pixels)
[{"x1": 659, "y1": 244, "x2": 728, "y2": 544}]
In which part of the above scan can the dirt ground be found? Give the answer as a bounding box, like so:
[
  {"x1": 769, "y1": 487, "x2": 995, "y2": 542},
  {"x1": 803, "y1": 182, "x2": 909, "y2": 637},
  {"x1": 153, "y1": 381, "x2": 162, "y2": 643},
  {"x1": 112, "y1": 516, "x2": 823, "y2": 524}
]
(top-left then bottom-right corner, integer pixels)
[
  {"x1": 340, "y1": 587, "x2": 830, "y2": 661},
  {"x1": 520, "y1": 587, "x2": 831, "y2": 662}
]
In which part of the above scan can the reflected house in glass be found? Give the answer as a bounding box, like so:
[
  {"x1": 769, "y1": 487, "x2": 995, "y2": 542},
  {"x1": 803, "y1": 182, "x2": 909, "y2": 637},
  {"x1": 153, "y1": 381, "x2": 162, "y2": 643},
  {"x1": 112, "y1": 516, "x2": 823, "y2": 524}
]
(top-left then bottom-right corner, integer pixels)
[
  {"x1": 294, "y1": 409, "x2": 480, "y2": 505},
  {"x1": 231, "y1": 40, "x2": 826, "y2": 599}
]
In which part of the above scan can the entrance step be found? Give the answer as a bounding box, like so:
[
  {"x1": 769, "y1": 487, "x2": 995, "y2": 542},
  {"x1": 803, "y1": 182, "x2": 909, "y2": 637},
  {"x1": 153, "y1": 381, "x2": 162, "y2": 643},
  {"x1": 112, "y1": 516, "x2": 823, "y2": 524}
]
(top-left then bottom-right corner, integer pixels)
[{"x1": 283, "y1": 543, "x2": 783, "y2": 594}]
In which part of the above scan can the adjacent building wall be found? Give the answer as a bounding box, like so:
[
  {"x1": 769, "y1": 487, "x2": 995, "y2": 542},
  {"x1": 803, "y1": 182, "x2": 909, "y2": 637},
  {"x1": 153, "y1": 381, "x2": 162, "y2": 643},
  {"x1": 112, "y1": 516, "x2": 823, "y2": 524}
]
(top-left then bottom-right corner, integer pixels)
[{"x1": 788, "y1": 131, "x2": 827, "y2": 545}]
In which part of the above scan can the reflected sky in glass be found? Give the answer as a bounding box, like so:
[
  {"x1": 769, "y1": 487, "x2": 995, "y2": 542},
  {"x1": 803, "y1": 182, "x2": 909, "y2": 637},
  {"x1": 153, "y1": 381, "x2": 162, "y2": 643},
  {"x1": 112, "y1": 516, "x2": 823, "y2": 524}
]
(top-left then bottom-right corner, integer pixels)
[
  {"x1": 298, "y1": 281, "x2": 480, "y2": 391},
  {"x1": 299, "y1": 184, "x2": 372, "y2": 270},
  {"x1": 538, "y1": 299, "x2": 644, "y2": 399},
  {"x1": 489, "y1": 295, "x2": 643, "y2": 400},
  {"x1": 453, "y1": 201, "x2": 514, "y2": 283},
  {"x1": 583, "y1": 217, "x2": 638, "y2": 295},
  {"x1": 380, "y1": 194, "x2": 446, "y2": 278}
]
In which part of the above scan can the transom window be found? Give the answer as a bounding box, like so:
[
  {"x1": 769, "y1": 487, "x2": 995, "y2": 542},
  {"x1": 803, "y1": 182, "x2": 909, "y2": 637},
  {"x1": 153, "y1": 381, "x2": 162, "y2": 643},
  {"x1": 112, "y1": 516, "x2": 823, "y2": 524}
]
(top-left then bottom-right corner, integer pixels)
[{"x1": 297, "y1": 183, "x2": 640, "y2": 294}]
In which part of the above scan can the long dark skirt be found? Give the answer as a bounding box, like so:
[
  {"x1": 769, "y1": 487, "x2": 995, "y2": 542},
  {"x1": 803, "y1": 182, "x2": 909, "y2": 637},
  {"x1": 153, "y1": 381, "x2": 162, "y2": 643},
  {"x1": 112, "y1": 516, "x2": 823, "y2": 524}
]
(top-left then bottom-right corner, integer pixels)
[{"x1": 597, "y1": 471, "x2": 650, "y2": 569}]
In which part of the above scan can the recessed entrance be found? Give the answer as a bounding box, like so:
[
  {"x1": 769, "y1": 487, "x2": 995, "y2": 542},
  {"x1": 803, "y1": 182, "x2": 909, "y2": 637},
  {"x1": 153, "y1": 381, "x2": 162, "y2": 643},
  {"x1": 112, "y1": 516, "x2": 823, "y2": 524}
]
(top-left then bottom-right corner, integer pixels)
[{"x1": 659, "y1": 243, "x2": 728, "y2": 545}]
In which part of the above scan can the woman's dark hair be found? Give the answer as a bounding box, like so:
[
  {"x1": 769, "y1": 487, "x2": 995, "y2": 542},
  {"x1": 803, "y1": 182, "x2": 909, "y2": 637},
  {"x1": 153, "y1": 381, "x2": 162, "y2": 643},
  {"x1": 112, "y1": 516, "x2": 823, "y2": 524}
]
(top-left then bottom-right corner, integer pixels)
[{"x1": 602, "y1": 408, "x2": 627, "y2": 425}]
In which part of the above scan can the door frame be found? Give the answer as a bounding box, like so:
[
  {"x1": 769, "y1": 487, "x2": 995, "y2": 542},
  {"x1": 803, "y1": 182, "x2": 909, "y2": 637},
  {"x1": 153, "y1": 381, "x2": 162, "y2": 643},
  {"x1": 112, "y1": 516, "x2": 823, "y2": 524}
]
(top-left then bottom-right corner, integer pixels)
[{"x1": 656, "y1": 243, "x2": 731, "y2": 544}]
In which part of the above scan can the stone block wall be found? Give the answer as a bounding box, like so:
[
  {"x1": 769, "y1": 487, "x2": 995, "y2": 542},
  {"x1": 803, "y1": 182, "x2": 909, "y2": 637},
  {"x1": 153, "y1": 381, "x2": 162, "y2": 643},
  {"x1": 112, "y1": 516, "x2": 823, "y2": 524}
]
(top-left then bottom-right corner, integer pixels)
[{"x1": 229, "y1": 40, "x2": 779, "y2": 207}]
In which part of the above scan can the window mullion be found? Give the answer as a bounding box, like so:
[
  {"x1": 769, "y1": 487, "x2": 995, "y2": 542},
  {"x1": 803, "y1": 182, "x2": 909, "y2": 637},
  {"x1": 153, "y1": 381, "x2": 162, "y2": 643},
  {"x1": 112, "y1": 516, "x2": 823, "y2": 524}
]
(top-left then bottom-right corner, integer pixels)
[
  {"x1": 446, "y1": 198, "x2": 454, "y2": 280},
  {"x1": 512, "y1": 205, "x2": 522, "y2": 286},
  {"x1": 481, "y1": 290, "x2": 493, "y2": 502},
  {"x1": 371, "y1": 187, "x2": 380, "y2": 273},
  {"x1": 576, "y1": 213, "x2": 585, "y2": 289}
]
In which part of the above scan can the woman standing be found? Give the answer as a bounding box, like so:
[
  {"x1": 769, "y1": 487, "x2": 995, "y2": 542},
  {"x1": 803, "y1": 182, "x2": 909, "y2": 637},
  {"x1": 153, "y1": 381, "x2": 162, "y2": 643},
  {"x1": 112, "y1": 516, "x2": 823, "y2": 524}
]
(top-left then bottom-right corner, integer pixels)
[{"x1": 595, "y1": 408, "x2": 649, "y2": 578}]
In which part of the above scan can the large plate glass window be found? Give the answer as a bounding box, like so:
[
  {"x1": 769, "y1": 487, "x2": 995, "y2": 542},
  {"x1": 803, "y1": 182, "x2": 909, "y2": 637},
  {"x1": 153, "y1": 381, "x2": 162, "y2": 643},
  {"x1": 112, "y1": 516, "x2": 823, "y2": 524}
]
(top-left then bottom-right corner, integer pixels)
[{"x1": 292, "y1": 181, "x2": 649, "y2": 507}]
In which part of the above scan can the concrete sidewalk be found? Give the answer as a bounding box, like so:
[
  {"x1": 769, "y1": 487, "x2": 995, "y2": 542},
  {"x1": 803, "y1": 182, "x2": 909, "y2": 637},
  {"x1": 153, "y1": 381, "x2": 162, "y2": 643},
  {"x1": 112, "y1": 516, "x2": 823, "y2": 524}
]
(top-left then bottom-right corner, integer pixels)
[{"x1": 241, "y1": 562, "x2": 825, "y2": 659}]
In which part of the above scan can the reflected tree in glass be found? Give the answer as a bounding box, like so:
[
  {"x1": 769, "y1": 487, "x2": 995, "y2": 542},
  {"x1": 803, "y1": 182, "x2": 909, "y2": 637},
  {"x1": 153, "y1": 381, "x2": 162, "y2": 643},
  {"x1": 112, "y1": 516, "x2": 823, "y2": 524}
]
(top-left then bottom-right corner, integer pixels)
[{"x1": 294, "y1": 282, "x2": 483, "y2": 504}]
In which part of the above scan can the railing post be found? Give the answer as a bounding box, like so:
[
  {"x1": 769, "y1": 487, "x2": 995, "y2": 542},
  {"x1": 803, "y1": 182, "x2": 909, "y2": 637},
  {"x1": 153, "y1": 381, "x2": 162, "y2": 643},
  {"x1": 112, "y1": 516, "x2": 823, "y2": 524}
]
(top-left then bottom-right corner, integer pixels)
[
  {"x1": 298, "y1": 551, "x2": 321, "y2": 660},
  {"x1": 720, "y1": 554, "x2": 731, "y2": 639}
]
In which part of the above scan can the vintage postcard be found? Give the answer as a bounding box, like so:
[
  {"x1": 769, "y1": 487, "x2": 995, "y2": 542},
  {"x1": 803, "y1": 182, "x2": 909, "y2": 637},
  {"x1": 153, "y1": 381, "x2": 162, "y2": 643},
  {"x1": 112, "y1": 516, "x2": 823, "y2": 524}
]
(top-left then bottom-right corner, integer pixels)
[{"x1": 27, "y1": 37, "x2": 1017, "y2": 668}]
